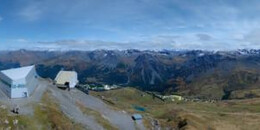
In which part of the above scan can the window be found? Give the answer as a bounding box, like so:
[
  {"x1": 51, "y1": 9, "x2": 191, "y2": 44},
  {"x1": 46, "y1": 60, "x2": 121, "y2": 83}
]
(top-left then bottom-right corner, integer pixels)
[{"x1": 12, "y1": 84, "x2": 25, "y2": 88}]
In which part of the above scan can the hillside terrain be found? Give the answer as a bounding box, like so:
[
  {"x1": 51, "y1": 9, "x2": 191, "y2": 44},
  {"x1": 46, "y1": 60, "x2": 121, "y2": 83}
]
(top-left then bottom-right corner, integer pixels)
[
  {"x1": 91, "y1": 87, "x2": 260, "y2": 130},
  {"x1": 0, "y1": 78, "x2": 144, "y2": 130},
  {"x1": 1, "y1": 79, "x2": 260, "y2": 130},
  {"x1": 0, "y1": 49, "x2": 259, "y2": 100}
]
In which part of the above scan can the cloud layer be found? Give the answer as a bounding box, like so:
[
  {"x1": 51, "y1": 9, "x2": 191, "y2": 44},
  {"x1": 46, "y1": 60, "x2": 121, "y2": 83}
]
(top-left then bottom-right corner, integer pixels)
[{"x1": 0, "y1": 0, "x2": 260, "y2": 50}]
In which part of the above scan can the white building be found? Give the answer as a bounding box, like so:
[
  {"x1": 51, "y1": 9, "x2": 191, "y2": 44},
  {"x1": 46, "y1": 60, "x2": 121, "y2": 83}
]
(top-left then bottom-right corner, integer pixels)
[
  {"x1": 55, "y1": 71, "x2": 78, "y2": 88},
  {"x1": 0, "y1": 65, "x2": 38, "y2": 98}
]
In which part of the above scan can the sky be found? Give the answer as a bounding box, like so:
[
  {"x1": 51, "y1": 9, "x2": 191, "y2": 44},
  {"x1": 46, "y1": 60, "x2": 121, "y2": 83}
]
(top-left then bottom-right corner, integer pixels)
[{"x1": 0, "y1": 0, "x2": 260, "y2": 50}]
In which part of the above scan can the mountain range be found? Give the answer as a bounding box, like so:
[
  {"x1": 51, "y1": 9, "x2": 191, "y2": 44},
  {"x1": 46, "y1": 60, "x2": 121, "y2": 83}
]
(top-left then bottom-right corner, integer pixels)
[{"x1": 0, "y1": 49, "x2": 259, "y2": 100}]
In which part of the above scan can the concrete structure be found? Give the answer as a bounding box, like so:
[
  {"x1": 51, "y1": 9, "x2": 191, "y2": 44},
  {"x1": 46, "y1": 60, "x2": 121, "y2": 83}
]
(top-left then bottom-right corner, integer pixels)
[
  {"x1": 162, "y1": 95, "x2": 183, "y2": 101},
  {"x1": 55, "y1": 71, "x2": 78, "y2": 88},
  {"x1": 132, "y1": 114, "x2": 143, "y2": 120},
  {"x1": 0, "y1": 65, "x2": 38, "y2": 98},
  {"x1": 104, "y1": 84, "x2": 119, "y2": 90}
]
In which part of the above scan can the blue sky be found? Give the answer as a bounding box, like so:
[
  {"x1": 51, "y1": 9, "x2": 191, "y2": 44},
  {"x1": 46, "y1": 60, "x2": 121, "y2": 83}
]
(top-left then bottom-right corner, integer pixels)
[{"x1": 0, "y1": 0, "x2": 260, "y2": 50}]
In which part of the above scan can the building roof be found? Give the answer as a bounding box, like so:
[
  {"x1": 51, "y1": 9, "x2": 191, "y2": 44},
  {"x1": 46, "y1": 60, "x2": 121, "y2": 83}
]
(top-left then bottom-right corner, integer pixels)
[
  {"x1": 55, "y1": 71, "x2": 77, "y2": 85},
  {"x1": 1, "y1": 65, "x2": 35, "y2": 80}
]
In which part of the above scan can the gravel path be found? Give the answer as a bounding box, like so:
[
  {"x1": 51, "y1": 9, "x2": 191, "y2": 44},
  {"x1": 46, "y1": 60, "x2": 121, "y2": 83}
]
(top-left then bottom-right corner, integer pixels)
[
  {"x1": 48, "y1": 86, "x2": 104, "y2": 130},
  {"x1": 68, "y1": 89, "x2": 146, "y2": 130}
]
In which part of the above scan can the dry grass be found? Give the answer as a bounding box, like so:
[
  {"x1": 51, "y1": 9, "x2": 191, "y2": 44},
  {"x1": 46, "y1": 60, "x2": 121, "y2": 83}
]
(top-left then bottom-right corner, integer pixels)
[
  {"x1": 34, "y1": 91, "x2": 84, "y2": 130},
  {"x1": 0, "y1": 107, "x2": 36, "y2": 130},
  {"x1": 0, "y1": 91, "x2": 84, "y2": 130},
  {"x1": 91, "y1": 87, "x2": 260, "y2": 130}
]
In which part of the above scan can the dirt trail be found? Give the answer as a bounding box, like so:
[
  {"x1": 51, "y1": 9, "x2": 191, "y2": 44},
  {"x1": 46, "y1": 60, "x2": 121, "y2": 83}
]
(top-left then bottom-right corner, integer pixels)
[
  {"x1": 48, "y1": 86, "x2": 104, "y2": 130},
  {"x1": 49, "y1": 85, "x2": 146, "y2": 130},
  {"x1": 69, "y1": 88, "x2": 146, "y2": 130}
]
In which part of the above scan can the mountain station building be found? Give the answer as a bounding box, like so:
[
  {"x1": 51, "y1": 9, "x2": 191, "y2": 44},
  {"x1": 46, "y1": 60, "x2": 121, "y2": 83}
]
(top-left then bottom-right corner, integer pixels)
[
  {"x1": 0, "y1": 65, "x2": 38, "y2": 98},
  {"x1": 55, "y1": 71, "x2": 78, "y2": 89}
]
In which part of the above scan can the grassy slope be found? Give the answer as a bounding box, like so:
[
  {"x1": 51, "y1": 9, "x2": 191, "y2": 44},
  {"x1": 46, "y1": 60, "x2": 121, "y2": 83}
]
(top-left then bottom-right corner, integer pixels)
[
  {"x1": 178, "y1": 68, "x2": 260, "y2": 100},
  {"x1": 0, "y1": 107, "x2": 38, "y2": 130},
  {"x1": 91, "y1": 87, "x2": 260, "y2": 130}
]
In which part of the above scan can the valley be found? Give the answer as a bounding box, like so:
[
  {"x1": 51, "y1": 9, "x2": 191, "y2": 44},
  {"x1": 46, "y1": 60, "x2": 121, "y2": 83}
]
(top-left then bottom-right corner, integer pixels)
[
  {"x1": 0, "y1": 49, "x2": 259, "y2": 130},
  {"x1": 0, "y1": 49, "x2": 259, "y2": 100},
  {"x1": 1, "y1": 78, "x2": 260, "y2": 130},
  {"x1": 91, "y1": 87, "x2": 260, "y2": 130}
]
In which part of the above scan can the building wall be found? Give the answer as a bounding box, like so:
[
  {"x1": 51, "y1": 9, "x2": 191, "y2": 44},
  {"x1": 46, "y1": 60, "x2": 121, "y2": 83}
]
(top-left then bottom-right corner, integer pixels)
[
  {"x1": 25, "y1": 66, "x2": 38, "y2": 96},
  {"x1": 70, "y1": 73, "x2": 78, "y2": 88},
  {"x1": 11, "y1": 87, "x2": 28, "y2": 98},
  {"x1": 0, "y1": 79, "x2": 11, "y2": 97},
  {"x1": 69, "y1": 80, "x2": 76, "y2": 88},
  {"x1": 0, "y1": 72, "x2": 12, "y2": 85},
  {"x1": 11, "y1": 78, "x2": 29, "y2": 98},
  {"x1": 0, "y1": 73, "x2": 29, "y2": 98},
  {"x1": 0, "y1": 72, "x2": 12, "y2": 97},
  {"x1": 13, "y1": 78, "x2": 26, "y2": 85}
]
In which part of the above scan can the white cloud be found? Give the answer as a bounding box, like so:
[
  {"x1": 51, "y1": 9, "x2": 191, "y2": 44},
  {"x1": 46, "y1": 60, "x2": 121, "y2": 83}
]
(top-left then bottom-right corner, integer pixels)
[
  {"x1": 19, "y1": 1, "x2": 43, "y2": 21},
  {"x1": 15, "y1": 39, "x2": 28, "y2": 43},
  {"x1": 37, "y1": 38, "x2": 178, "y2": 51},
  {"x1": 6, "y1": 0, "x2": 260, "y2": 50},
  {"x1": 242, "y1": 29, "x2": 260, "y2": 47},
  {"x1": 196, "y1": 34, "x2": 212, "y2": 41},
  {"x1": 35, "y1": 28, "x2": 260, "y2": 51}
]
